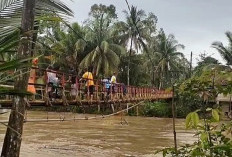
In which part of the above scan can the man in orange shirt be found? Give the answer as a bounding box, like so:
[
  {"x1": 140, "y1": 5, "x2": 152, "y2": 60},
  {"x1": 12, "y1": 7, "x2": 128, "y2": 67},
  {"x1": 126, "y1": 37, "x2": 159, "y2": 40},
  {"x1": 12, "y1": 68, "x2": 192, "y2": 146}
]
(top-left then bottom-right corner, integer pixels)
[{"x1": 80, "y1": 68, "x2": 94, "y2": 99}]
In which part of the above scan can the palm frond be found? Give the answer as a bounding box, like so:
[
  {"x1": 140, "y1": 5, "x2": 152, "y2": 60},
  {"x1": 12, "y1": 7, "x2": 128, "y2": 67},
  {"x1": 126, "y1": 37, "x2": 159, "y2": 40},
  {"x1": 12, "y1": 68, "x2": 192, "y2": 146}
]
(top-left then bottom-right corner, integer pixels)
[
  {"x1": 0, "y1": 0, "x2": 23, "y2": 17},
  {"x1": 0, "y1": 0, "x2": 73, "y2": 38},
  {"x1": 110, "y1": 43, "x2": 126, "y2": 56},
  {"x1": 101, "y1": 41, "x2": 109, "y2": 54},
  {"x1": 0, "y1": 87, "x2": 32, "y2": 96},
  {"x1": 225, "y1": 31, "x2": 232, "y2": 47},
  {"x1": 0, "y1": 57, "x2": 32, "y2": 72},
  {"x1": 212, "y1": 41, "x2": 232, "y2": 64},
  {"x1": 75, "y1": 39, "x2": 86, "y2": 54},
  {"x1": 106, "y1": 49, "x2": 120, "y2": 67}
]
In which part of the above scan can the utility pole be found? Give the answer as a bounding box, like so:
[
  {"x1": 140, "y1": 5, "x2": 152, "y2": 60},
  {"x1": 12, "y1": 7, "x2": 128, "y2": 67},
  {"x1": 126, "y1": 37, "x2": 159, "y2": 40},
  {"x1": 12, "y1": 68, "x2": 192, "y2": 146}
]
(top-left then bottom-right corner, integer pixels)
[{"x1": 189, "y1": 51, "x2": 193, "y2": 78}]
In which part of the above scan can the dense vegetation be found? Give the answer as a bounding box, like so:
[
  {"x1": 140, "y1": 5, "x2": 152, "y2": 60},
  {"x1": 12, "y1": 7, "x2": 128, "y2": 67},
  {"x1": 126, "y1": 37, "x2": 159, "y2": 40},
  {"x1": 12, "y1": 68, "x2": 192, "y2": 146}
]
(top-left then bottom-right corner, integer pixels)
[
  {"x1": 1, "y1": 1, "x2": 232, "y2": 156},
  {"x1": 158, "y1": 66, "x2": 232, "y2": 156},
  {"x1": 1, "y1": 3, "x2": 189, "y2": 88}
]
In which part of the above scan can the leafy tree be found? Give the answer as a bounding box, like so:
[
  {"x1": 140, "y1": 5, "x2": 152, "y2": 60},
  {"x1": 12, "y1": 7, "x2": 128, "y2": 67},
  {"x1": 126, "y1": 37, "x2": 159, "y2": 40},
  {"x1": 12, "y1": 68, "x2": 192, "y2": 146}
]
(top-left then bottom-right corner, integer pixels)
[
  {"x1": 118, "y1": 54, "x2": 150, "y2": 86},
  {"x1": 39, "y1": 22, "x2": 87, "y2": 71},
  {"x1": 212, "y1": 31, "x2": 232, "y2": 65},
  {"x1": 88, "y1": 4, "x2": 117, "y2": 23},
  {"x1": 194, "y1": 54, "x2": 220, "y2": 76},
  {"x1": 158, "y1": 68, "x2": 232, "y2": 156}
]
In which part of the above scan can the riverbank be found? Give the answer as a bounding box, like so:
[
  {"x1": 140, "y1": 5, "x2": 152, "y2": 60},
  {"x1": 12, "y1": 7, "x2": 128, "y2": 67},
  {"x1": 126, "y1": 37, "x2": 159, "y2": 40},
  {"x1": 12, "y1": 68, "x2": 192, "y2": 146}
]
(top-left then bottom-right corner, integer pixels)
[{"x1": 0, "y1": 111, "x2": 195, "y2": 157}]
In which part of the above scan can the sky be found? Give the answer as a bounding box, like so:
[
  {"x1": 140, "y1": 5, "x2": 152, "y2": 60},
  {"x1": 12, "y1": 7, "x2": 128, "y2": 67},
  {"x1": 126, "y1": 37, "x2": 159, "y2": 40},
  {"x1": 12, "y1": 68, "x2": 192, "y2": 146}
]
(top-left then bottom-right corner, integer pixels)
[{"x1": 65, "y1": 0, "x2": 232, "y2": 66}]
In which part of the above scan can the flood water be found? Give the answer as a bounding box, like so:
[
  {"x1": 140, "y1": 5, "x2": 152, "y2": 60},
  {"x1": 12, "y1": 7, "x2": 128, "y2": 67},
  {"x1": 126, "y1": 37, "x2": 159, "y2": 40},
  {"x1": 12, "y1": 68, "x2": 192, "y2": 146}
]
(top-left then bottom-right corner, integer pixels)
[{"x1": 0, "y1": 111, "x2": 195, "y2": 157}]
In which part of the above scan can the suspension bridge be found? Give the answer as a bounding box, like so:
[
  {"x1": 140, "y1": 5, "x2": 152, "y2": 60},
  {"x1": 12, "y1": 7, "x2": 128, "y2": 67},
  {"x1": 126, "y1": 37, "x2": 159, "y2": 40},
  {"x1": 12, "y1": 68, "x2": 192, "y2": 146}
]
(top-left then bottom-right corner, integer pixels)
[
  {"x1": 0, "y1": 67, "x2": 173, "y2": 109},
  {"x1": 0, "y1": 67, "x2": 174, "y2": 137}
]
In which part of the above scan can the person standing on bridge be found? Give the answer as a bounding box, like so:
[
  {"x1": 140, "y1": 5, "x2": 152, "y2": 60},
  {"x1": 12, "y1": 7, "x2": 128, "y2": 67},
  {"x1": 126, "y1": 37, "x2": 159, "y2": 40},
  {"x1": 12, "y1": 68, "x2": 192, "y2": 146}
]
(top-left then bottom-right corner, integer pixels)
[
  {"x1": 47, "y1": 66, "x2": 59, "y2": 100},
  {"x1": 110, "y1": 72, "x2": 117, "y2": 99},
  {"x1": 27, "y1": 58, "x2": 38, "y2": 98},
  {"x1": 80, "y1": 67, "x2": 94, "y2": 100},
  {"x1": 105, "y1": 77, "x2": 111, "y2": 98},
  {"x1": 68, "y1": 68, "x2": 78, "y2": 98}
]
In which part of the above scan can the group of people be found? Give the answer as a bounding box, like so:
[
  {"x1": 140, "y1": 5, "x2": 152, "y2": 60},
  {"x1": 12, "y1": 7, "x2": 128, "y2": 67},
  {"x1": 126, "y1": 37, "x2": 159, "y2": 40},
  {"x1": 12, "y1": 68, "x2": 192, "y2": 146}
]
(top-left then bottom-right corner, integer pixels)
[
  {"x1": 27, "y1": 59, "x2": 61, "y2": 100},
  {"x1": 27, "y1": 62, "x2": 122, "y2": 100},
  {"x1": 80, "y1": 68, "x2": 118, "y2": 99},
  {"x1": 102, "y1": 72, "x2": 117, "y2": 96}
]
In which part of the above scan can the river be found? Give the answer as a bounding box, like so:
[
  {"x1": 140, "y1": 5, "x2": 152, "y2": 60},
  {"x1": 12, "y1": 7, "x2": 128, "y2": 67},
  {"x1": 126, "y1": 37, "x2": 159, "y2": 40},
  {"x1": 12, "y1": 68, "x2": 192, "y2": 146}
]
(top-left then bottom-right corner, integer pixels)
[{"x1": 0, "y1": 111, "x2": 195, "y2": 157}]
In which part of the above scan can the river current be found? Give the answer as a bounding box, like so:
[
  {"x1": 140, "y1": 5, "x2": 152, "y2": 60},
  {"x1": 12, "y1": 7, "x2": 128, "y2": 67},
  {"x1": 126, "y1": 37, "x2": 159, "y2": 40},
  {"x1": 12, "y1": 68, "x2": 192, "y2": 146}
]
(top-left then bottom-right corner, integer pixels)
[{"x1": 0, "y1": 111, "x2": 195, "y2": 157}]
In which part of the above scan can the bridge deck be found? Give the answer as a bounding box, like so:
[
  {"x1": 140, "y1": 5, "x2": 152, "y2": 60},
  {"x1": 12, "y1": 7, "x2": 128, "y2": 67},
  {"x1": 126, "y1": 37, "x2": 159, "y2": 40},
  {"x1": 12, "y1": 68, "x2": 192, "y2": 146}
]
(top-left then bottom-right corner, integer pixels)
[{"x1": 0, "y1": 94, "x2": 172, "y2": 108}]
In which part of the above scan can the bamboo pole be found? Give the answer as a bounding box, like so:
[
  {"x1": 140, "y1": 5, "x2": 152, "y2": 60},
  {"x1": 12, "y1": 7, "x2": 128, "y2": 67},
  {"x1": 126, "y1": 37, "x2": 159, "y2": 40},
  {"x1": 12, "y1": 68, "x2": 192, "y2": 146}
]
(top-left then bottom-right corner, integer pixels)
[{"x1": 171, "y1": 85, "x2": 177, "y2": 153}]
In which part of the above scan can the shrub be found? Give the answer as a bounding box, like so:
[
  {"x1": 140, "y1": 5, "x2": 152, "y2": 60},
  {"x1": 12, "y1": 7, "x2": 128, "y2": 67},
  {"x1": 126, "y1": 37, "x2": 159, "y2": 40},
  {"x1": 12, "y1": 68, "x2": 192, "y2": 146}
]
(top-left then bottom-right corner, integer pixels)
[
  {"x1": 142, "y1": 101, "x2": 172, "y2": 117},
  {"x1": 176, "y1": 104, "x2": 192, "y2": 118}
]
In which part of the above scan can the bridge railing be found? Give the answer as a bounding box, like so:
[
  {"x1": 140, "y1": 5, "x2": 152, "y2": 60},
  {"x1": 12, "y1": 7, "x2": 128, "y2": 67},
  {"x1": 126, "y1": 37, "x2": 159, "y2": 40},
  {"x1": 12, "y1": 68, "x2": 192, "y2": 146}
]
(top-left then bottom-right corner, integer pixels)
[{"x1": 0, "y1": 67, "x2": 173, "y2": 104}]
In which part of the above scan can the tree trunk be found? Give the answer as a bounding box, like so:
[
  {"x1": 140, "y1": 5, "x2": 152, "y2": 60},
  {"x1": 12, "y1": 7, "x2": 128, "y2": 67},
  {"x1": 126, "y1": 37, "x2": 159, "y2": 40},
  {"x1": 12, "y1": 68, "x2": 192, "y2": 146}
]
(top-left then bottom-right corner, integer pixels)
[
  {"x1": 127, "y1": 60, "x2": 130, "y2": 86},
  {"x1": 159, "y1": 71, "x2": 163, "y2": 90},
  {"x1": 1, "y1": 0, "x2": 36, "y2": 157},
  {"x1": 127, "y1": 38, "x2": 133, "y2": 86},
  {"x1": 152, "y1": 66, "x2": 155, "y2": 86}
]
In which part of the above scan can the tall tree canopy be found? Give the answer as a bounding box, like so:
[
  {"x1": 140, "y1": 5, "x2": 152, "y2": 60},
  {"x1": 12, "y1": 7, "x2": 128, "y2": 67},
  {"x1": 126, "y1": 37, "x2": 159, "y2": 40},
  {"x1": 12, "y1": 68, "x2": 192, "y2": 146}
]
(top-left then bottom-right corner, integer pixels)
[
  {"x1": 154, "y1": 29, "x2": 186, "y2": 88},
  {"x1": 114, "y1": 6, "x2": 158, "y2": 85},
  {"x1": 80, "y1": 4, "x2": 125, "y2": 76}
]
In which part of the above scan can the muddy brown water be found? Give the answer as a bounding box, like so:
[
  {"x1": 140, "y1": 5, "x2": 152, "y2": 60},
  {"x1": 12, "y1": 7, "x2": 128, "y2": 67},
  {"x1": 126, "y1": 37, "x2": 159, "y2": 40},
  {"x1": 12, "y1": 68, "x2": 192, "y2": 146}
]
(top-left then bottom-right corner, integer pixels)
[{"x1": 0, "y1": 111, "x2": 195, "y2": 157}]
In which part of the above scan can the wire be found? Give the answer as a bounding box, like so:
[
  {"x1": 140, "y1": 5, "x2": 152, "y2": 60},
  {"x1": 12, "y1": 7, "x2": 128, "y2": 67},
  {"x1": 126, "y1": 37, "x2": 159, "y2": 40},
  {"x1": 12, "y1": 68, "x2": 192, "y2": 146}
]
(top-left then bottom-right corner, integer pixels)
[
  {"x1": 125, "y1": 0, "x2": 131, "y2": 11},
  {"x1": 53, "y1": 11, "x2": 88, "y2": 43},
  {"x1": 0, "y1": 122, "x2": 22, "y2": 138},
  {"x1": 0, "y1": 101, "x2": 144, "y2": 123}
]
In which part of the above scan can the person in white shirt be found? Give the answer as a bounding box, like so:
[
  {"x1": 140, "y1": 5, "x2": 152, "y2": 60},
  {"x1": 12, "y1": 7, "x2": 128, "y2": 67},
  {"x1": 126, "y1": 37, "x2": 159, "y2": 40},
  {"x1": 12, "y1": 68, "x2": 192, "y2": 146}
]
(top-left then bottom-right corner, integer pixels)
[
  {"x1": 111, "y1": 72, "x2": 116, "y2": 84},
  {"x1": 47, "y1": 66, "x2": 59, "y2": 99},
  {"x1": 110, "y1": 72, "x2": 117, "y2": 99},
  {"x1": 47, "y1": 72, "x2": 58, "y2": 85}
]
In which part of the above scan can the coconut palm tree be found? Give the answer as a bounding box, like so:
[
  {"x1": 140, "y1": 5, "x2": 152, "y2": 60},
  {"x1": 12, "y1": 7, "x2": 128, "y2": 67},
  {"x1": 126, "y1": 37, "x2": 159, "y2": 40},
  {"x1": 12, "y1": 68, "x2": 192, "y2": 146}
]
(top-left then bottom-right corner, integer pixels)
[
  {"x1": 114, "y1": 6, "x2": 157, "y2": 85},
  {"x1": 0, "y1": 0, "x2": 73, "y2": 156},
  {"x1": 154, "y1": 30, "x2": 185, "y2": 88},
  {"x1": 39, "y1": 22, "x2": 88, "y2": 71},
  {"x1": 114, "y1": 6, "x2": 146, "y2": 85},
  {"x1": 212, "y1": 31, "x2": 232, "y2": 65},
  {"x1": 79, "y1": 26, "x2": 125, "y2": 76},
  {"x1": 78, "y1": 4, "x2": 125, "y2": 77}
]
